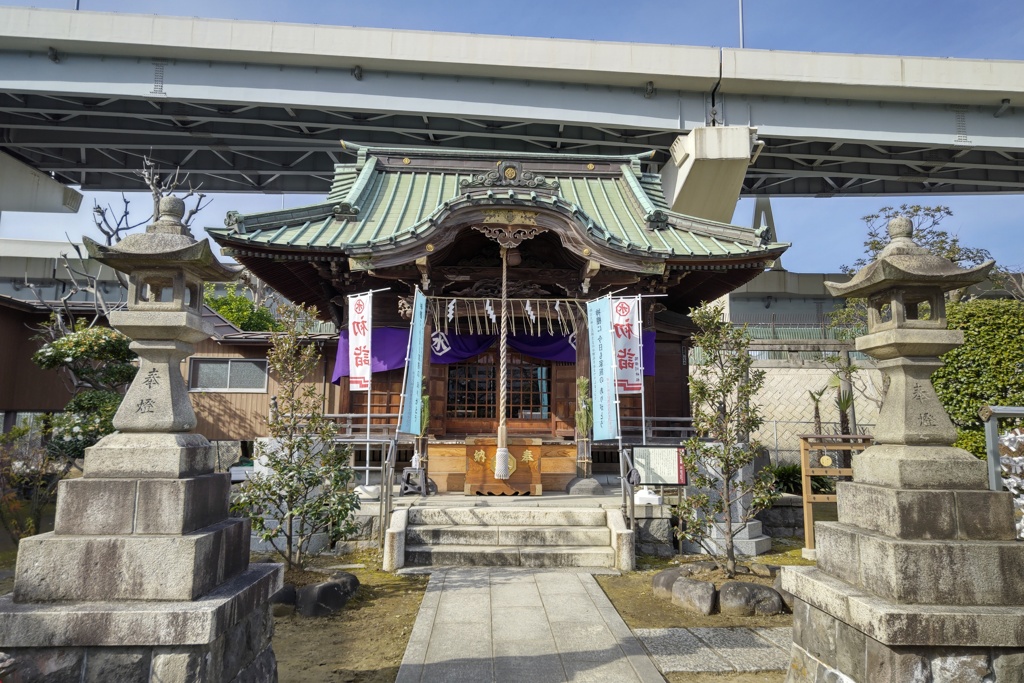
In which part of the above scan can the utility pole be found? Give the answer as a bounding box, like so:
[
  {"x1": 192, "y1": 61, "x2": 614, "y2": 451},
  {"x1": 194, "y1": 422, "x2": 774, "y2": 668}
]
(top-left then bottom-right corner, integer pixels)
[{"x1": 738, "y1": 0, "x2": 745, "y2": 48}]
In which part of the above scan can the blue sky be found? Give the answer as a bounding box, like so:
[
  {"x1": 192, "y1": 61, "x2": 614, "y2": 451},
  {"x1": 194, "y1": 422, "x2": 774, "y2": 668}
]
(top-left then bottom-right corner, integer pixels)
[{"x1": 2, "y1": 0, "x2": 1023, "y2": 272}]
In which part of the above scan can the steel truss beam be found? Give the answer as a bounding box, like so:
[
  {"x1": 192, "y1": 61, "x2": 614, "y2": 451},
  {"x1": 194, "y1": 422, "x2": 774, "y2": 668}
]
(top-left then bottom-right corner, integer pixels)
[{"x1": 0, "y1": 49, "x2": 1022, "y2": 196}]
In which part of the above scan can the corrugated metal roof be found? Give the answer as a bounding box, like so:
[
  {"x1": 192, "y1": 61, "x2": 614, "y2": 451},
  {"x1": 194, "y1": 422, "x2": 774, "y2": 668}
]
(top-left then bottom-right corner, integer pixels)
[{"x1": 211, "y1": 149, "x2": 786, "y2": 260}]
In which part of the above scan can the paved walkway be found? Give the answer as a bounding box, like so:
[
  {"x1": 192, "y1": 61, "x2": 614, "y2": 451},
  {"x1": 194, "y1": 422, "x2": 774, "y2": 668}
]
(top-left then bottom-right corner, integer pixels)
[{"x1": 395, "y1": 568, "x2": 666, "y2": 683}]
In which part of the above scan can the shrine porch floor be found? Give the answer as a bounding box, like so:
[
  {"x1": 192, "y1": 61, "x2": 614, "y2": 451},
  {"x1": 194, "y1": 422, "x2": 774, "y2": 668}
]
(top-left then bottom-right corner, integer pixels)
[{"x1": 394, "y1": 567, "x2": 666, "y2": 683}]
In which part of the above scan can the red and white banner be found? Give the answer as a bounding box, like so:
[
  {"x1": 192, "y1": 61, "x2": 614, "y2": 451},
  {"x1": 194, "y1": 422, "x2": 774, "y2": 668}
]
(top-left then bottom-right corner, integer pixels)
[
  {"x1": 348, "y1": 292, "x2": 372, "y2": 391},
  {"x1": 612, "y1": 295, "x2": 643, "y2": 394}
]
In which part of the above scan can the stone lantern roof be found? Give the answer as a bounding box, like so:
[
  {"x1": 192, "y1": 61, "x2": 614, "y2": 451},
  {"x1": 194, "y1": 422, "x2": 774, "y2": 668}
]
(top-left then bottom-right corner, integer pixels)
[
  {"x1": 85, "y1": 196, "x2": 240, "y2": 283},
  {"x1": 825, "y1": 216, "x2": 994, "y2": 299}
]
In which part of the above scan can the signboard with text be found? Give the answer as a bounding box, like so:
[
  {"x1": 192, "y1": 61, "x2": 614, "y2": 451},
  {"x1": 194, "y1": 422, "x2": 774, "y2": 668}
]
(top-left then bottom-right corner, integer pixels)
[
  {"x1": 612, "y1": 295, "x2": 643, "y2": 394},
  {"x1": 348, "y1": 292, "x2": 372, "y2": 391},
  {"x1": 398, "y1": 290, "x2": 427, "y2": 436},
  {"x1": 587, "y1": 296, "x2": 618, "y2": 441},
  {"x1": 632, "y1": 447, "x2": 688, "y2": 485}
]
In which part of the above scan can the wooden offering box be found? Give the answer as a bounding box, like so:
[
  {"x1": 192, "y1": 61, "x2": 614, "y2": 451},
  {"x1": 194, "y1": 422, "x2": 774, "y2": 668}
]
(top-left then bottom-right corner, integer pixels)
[{"x1": 464, "y1": 436, "x2": 542, "y2": 495}]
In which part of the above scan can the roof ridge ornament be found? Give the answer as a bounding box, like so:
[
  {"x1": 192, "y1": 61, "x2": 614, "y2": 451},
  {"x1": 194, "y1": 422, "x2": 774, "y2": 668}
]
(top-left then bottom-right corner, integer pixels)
[
  {"x1": 224, "y1": 210, "x2": 243, "y2": 233},
  {"x1": 473, "y1": 224, "x2": 546, "y2": 249},
  {"x1": 332, "y1": 202, "x2": 359, "y2": 217},
  {"x1": 646, "y1": 209, "x2": 669, "y2": 231},
  {"x1": 461, "y1": 160, "x2": 559, "y2": 190}
]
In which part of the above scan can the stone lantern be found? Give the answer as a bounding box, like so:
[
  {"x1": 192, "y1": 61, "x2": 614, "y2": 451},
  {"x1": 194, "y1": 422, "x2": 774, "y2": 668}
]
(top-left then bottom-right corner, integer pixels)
[
  {"x1": 783, "y1": 217, "x2": 1024, "y2": 681},
  {"x1": 0, "y1": 197, "x2": 282, "y2": 682},
  {"x1": 827, "y1": 215, "x2": 993, "y2": 487}
]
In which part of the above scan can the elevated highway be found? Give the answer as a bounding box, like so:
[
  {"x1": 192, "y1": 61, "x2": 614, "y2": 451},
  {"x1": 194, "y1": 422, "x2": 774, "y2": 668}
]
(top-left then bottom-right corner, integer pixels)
[{"x1": 1, "y1": 7, "x2": 1022, "y2": 197}]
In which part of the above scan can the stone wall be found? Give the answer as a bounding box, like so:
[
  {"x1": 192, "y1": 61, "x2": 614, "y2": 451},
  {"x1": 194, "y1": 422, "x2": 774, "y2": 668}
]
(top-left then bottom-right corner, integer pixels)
[
  {"x1": 633, "y1": 504, "x2": 675, "y2": 557},
  {"x1": 790, "y1": 598, "x2": 1024, "y2": 682},
  {"x1": 756, "y1": 494, "x2": 804, "y2": 538}
]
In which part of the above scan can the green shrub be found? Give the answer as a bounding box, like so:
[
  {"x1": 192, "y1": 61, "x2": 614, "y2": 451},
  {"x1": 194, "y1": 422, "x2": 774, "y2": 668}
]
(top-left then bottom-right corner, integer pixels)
[
  {"x1": 933, "y1": 299, "x2": 1024, "y2": 458},
  {"x1": 764, "y1": 463, "x2": 836, "y2": 496},
  {"x1": 766, "y1": 463, "x2": 801, "y2": 494},
  {"x1": 205, "y1": 283, "x2": 281, "y2": 331}
]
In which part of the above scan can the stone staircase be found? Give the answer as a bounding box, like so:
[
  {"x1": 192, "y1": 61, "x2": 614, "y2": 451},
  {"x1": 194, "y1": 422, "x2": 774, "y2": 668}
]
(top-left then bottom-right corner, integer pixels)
[{"x1": 398, "y1": 507, "x2": 630, "y2": 569}]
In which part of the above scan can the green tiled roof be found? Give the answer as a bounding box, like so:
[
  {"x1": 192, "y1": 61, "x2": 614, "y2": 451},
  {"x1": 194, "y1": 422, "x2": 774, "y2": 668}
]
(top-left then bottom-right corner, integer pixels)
[{"x1": 211, "y1": 147, "x2": 786, "y2": 261}]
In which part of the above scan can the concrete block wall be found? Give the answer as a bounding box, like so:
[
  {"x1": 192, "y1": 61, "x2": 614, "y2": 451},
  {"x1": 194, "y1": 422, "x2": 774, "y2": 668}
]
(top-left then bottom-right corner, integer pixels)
[{"x1": 751, "y1": 364, "x2": 882, "y2": 465}]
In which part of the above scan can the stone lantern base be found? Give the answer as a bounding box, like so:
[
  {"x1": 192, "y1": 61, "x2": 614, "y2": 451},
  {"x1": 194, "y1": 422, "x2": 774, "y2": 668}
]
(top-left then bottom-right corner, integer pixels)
[
  {"x1": 782, "y1": 472, "x2": 1024, "y2": 681},
  {"x1": 0, "y1": 566, "x2": 280, "y2": 681},
  {"x1": 0, "y1": 432, "x2": 282, "y2": 682}
]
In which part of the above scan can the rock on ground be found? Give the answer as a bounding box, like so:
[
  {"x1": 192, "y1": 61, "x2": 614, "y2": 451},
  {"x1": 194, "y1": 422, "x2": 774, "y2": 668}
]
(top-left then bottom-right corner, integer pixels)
[
  {"x1": 774, "y1": 573, "x2": 795, "y2": 612},
  {"x1": 652, "y1": 567, "x2": 687, "y2": 600},
  {"x1": 719, "y1": 581, "x2": 785, "y2": 616},
  {"x1": 296, "y1": 573, "x2": 360, "y2": 617},
  {"x1": 671, "y1": 577, "x2": 718, "y2": 616}
]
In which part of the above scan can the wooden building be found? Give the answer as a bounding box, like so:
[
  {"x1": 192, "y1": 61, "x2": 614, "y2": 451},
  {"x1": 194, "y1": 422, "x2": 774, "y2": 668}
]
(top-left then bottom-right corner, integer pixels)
[
  {"x1": 0, "y1": 295, "x2": 70, "y2": 427},
  {"x1": 209, "y1": 145, "x2": 788, "y2": 493}
]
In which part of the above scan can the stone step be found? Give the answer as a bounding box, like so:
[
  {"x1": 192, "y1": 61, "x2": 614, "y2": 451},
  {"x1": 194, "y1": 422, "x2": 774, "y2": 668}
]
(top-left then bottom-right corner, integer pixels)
[
  {"x1": 407, "y1": 507, "x2": 607, "y2": 528},
  {"x1": 406, "y1": 524, "x2": 611, "y2": 547},
  {"x1": 405, "y1": 544, "x2": 616, "y2": 568}
]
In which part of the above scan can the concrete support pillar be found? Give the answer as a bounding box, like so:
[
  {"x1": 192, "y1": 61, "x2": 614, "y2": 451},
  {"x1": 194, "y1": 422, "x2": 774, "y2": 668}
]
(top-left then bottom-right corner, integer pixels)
[
  {"x1": 659, "y1": 126, "x2": 758, "y2": 224},
  {"x1": 0, "y1": 150, "x2": 82, "y2": 213}
]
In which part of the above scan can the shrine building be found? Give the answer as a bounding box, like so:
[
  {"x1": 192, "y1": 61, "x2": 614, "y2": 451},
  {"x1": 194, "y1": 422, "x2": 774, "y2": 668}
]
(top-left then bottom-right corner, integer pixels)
[{"x1": 208, "y1": 142, "x2": 787, "y2": 494}]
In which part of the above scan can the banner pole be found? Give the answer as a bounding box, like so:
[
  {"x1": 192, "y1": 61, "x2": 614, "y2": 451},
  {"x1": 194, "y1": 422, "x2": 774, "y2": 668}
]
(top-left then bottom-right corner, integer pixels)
[
  {"x1": 637, "y1": 295, "x2": 647, "y2": 447},
  {"x1": 365, "y1": 292, "x2": 373, "y2": 486},
  {"x1": 348, "y1": 287, "x2": 389, "y2": 487},
  {"x1": 395, "y1": 290, "x2": 415, "y2": 439}
]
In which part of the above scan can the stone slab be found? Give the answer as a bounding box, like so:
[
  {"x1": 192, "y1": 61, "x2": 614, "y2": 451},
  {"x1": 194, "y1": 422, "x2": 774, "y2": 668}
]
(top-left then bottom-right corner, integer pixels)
[
  {"x1": 406, "y1": 525, "x2": 501, "y2": 546},
  {"x1": 836, "y1": 482, "x2": 1015, "y2": 541},
  {"x1": 783, "y1": 565, "x2": 1024, "y2": 648},
  {"x1": 53, "y1": 478, "x2": 138, "y2": 535},
  {"x1": 14, "y1": 518, "x2": 250, "y2": 602},
  {"x1": 498, "y1": 525, "x2": 611, "y2": 546},
  {"x1": 490, "y1": 582, "x2": 543, "y2": 608},
  {"x1": 0, "y1": 564, "x2": 282, "y2": 648},
  {"x1": 54, "y1": 474, "x2": 230, "y2": 536},
  {"x1": 519, "y1": 546, "x2": 615, "y2": 569},
  {"x1": 84, "y1": 432, "x2": 215, "y2": 479},
  {"x1": 408, "y1": 507, "x2": 607, "y2": 527},
  {"x1": 136, "y1": 474, "x2": 230, "y2": 534},
  {"x1": 852, "y1": 444, "x2": 988, "y2": 490},
  {"x1": 396, "y1": 568, "x2": 663, "y2": 683},
  {"x1": 753, "y1": 626, "x2": 795, "y2": 650},
  {"x1": 405, "y1": 544, "x2": 520, "y2": 567},
  {"x1": 816, "y1": 521, "x2": 1024, "y2": 606}
]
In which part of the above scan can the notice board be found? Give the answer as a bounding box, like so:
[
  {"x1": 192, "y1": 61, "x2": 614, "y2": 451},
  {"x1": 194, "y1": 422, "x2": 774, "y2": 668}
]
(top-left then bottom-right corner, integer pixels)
[{"x1": 631, "y1": 447, "x2": 687, "y2": 485}]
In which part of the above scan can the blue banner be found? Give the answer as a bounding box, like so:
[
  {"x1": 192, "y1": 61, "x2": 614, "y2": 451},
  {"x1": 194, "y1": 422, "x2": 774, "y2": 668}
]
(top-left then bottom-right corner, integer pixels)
[
  {"x1": 587, "y1": 297, "x2": 618, "y2": 442},
  {"x1": 398, "y1": 290, "x2": 428, "y2": 436}
]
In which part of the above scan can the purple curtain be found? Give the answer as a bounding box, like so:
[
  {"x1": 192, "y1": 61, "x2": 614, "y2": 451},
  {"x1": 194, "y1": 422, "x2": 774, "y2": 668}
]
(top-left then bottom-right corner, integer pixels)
[
  {"x1": 429, "y1": 333, "x2": 496, "y2": 364},
  {"x1": 332, "y1": 328, "x2": 654, "y2": 383},
  {"x1": 331, "y1": 328, "x2": 413, "y2": 384}
]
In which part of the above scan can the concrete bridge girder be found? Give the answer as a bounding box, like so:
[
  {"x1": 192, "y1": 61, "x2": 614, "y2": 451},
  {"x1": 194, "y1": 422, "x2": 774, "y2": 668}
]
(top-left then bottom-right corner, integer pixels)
[{"x1": 0, "y1": 7, "x2": 1022, "y2": 196}]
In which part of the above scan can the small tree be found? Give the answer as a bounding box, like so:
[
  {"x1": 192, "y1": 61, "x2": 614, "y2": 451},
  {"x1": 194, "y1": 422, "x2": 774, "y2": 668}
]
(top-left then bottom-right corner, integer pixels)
[
  {"x1": 32, "y1": 321, "x2": 136, "y2": 396},
  {"x1": 674, "y1": 302, "x2": 776, "y2": 578},
  {"x1": 807, "y1": 387, "x2": 827, "y2": 436},
  {"x1": 0, "y1": 425, "x2": 64, "y2": 546},
  {"x1": 204, "y1": 282, "x2": 281, "y2": 332},
  {"x1": 575, "y1": 376, "x2": 594, "y2": 478},
  {"x1": 231, "y1": 303, "x2": 360, "y2": 570}
]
